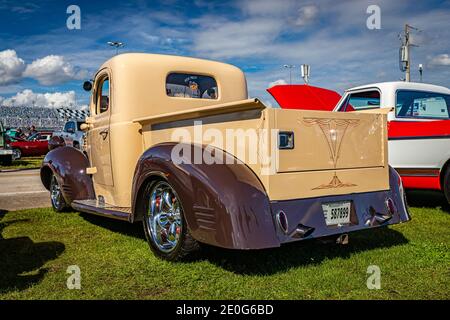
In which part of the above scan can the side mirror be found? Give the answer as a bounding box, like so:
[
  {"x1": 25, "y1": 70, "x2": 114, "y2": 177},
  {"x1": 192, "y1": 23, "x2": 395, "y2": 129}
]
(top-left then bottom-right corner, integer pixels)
[{"x1": 83, "y1": 81, "x2": 92, "y2": 91}]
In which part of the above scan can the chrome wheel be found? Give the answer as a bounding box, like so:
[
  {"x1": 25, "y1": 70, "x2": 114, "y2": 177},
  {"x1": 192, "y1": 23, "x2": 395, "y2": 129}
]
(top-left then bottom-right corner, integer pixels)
[
  {"x1": 50, "y1": 176, "x2": 62, "y2": 209},
  {"x1": 147, "y1": 181, "x2": 183, "y2": 253}
]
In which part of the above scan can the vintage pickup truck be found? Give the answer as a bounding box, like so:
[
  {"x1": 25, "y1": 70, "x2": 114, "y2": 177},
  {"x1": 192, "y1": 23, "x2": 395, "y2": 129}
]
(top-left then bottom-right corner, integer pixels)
[
  {"x1": 40, "y1": 53, "x2": 410, "y2": 260},
  {"x1": 333, "y1": 81, "x2": 450, "y2": 203}
]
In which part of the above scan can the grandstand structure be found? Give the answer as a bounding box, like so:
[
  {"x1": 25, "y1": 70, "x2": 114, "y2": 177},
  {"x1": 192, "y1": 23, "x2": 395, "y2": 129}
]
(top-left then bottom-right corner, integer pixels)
[{"x1": 0, "y1": 106, "x2": 89, "y2": 130}]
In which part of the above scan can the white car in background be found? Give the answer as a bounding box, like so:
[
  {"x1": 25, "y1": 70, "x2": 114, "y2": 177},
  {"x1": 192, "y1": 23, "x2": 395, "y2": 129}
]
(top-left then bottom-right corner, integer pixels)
[
  {"x1": 53, "y1": 120, "x2": 85, "y2": 150},
  {"x1": 334, "y1": 81, "x2": 450, "y2": 203}
]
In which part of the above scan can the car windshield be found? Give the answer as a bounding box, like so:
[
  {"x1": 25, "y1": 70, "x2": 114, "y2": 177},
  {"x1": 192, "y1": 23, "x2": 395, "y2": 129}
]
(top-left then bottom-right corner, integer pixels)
[{"x1": 27, "y1": 133, "x2": 39, "y2": 141}]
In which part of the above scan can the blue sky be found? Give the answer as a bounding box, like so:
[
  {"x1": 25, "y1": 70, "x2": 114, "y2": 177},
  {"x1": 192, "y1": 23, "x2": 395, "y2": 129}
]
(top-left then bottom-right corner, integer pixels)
[{"x1": 0, "y1": 0, "x2": 449, "y2": 108}]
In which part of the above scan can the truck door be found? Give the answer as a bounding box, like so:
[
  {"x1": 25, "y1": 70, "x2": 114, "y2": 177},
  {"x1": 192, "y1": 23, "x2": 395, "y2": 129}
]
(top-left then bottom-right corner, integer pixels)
[{"x1": 88, "y1": 72, "x2": 113, "y2": 186}]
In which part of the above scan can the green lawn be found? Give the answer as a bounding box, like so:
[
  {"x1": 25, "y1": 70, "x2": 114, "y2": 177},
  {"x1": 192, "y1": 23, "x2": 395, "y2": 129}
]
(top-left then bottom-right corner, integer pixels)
[
  {"x1": 0, "y1": 156, "x2": 44, "y2": 171},
  {"x1": 0, "y1": 191, "x2": 449, "y2": 300}
]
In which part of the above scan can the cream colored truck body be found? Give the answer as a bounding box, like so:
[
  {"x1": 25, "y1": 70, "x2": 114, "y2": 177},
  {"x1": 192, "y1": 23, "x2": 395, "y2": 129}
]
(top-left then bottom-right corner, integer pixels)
[{"x1": 83, "y1": 53, "x2": 388, "y2": 209}]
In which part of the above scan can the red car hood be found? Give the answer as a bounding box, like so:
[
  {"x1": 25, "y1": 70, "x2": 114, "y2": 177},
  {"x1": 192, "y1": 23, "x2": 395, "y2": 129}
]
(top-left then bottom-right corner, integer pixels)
[{"x1": 267, "y1": 84, "x2": 341, "y2": 111}]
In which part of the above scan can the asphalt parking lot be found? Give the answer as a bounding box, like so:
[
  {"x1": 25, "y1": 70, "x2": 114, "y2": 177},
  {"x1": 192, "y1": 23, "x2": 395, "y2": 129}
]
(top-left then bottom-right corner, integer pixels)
[{"x1": 0, "y1": 169, "x2": 50, "y2": 211}]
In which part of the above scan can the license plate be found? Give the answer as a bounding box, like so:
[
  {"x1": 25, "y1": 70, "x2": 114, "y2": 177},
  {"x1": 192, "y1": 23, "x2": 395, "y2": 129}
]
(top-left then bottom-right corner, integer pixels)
[{"x1": 322, "y1": 201, "x2": 351, "y2": 226}]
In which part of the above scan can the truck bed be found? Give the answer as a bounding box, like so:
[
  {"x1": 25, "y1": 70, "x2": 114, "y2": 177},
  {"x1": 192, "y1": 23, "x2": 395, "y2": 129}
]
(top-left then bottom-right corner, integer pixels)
[{"x1": 135, "y1": 99, "x2": 389, "y2": 201}]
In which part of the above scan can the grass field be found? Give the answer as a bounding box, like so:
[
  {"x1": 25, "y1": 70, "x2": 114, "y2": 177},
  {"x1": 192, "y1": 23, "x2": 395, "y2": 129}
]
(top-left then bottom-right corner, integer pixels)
[
  {"x1": 0, "y1": 191, "x2": 448, "y2": 300},
  {"x1": 0, "y1": 156, "x2": 44, "y2": 171}
]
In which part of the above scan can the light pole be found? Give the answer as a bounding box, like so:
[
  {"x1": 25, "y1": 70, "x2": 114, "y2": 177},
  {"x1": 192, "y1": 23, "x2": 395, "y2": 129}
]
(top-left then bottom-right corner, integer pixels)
[
  {"x1": 107, "y1": 41, "x2": 124, "y2": 55},
  {"x1": 399, "y1": 24, "x2": 419, "y2": 82},
  {"x1": 300, "y1": 64, "x2": 310, "y2": 84},
  {"x1": 283, "y1": 64, "x2": 295, "y2": 84}
]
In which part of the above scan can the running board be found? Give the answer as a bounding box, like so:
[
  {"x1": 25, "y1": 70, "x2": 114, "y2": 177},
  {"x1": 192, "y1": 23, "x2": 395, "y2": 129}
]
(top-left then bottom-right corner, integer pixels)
[{"x1": 71, "y1": 199, "x2": 131, "y2": 221}]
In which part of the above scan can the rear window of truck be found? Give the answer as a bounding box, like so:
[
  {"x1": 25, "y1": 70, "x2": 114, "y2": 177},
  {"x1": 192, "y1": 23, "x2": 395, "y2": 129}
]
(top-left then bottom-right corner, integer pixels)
[
  {"x1": 396, "y1": 90, "x2": 450, "y2": 119},
  {"x1": 166, "y1": 73, "x2": 218, "y2": 99}
]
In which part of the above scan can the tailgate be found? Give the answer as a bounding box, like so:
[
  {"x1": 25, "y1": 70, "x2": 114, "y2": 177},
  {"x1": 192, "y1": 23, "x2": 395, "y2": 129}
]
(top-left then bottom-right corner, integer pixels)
[
  {"x1": 275, "y1": 109, "x2": 386, "y2": 173},
  {"x1": 263, "y1": 109, "x2": 389, "y2": 201}
]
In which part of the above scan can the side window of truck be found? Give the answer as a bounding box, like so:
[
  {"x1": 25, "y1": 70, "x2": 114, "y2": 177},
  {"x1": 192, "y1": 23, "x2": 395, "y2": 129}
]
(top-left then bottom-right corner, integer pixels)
[
  {"x1": 339, "y1": 90, "x2": 380, "y2": 112},
  {"x1": 96, "y1": 76, "x2": 110, "y2": 114},
  {"x1": 396, "y1": 90, "x2": 450, "y2": 119},
  {"x1": 166, "y1": 73, "x2": 218, "y2": 99}
]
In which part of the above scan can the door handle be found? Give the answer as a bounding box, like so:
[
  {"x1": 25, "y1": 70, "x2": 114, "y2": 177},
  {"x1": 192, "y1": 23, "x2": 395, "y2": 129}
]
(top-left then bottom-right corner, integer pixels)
[{"x1": 99, "y1": 129, "x2": 108, "y2": 140}]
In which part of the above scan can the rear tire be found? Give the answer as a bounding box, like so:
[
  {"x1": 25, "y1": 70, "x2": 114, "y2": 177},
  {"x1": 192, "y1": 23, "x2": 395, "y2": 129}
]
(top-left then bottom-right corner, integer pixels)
[
  {"x1": 50, "y1": 175, "x2": 67, "y2": 212},
  {"x1": 142, "y1": 179, "x2": 199, "y2": 261},
  {"x1": 444, "y1": 167, "x2": 450, "y2": 204}
]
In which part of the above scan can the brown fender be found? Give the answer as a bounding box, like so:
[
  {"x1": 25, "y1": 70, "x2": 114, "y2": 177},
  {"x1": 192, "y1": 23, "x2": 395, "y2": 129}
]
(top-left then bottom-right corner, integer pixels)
[
  {"x1": 40, "y1": 146, "x2": 95, "y2": 205},
  {"x1": 131, "y1": 142, "x2": 280, "y2": 250}
]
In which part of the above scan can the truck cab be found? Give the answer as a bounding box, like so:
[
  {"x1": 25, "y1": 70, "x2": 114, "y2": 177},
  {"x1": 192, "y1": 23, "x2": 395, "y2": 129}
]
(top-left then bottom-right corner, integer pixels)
[
  {"x1": 40, "y1": 54, "x2": 410, "y2": 260},
  {"x1": 334, "y1": 81, "x2": 450, "y2": 202}
]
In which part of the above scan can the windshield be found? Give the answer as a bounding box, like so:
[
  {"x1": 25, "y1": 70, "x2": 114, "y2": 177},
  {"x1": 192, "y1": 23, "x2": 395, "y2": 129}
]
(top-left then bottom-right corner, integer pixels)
[{"x1": 27, "y1": 133, "x2": 39, "y2": 141}]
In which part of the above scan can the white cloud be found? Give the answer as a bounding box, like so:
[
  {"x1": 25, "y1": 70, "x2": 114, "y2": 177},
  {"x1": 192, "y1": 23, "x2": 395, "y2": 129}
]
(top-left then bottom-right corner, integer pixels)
[
  {"x1": 429, "y1": 54, "x2": 450, "y2": 66},
  {"x1": 193, "y1": 18, "x2": 283, "y2": 58},
  {"x1": 0, "y1": 89, "x2": 80, "y2": 108},
  {"x1": 294, "y1": 5, "x2": 319, "y2": 26},
  {"x1": 24, "y1": 55, "x2": 88, "y2": 86},
  {"x1": 269, "y1": 79, "x2": 287, "y2": 87},
  {"x1": 0, "y1": 50, "x2": 26, "y2": 85}
]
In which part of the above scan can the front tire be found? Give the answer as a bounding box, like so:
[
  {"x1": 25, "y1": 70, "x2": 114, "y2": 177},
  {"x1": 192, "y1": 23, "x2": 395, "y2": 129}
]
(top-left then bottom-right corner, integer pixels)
[
  {"x1": 50, "y1": 175, "x2": 67, "y2": 212},
  {"x1": 444, "y1": 167, "x2": 450, "y2": 204},
  {"x1": 142, "y1": 179, "x2": 199, "y2": 261}
]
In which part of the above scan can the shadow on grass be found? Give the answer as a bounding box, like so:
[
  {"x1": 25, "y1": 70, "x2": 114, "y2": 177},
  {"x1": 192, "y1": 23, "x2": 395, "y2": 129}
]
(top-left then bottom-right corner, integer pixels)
[
  {"x1": 0, "y1": 209, "x2": 65, "y2": 293},
  {"x1": 79, "y1": 213, "x2": 145, "y2": 239},
  {"x1": 406, "y1": 190, "x2": 449, "y2": 213},
  {"x1": 77, "y1": 210, "x2": 408, "y2": 276},
  {"x1": 197, "y1": 227, "x2": 408, "y2": 275}
]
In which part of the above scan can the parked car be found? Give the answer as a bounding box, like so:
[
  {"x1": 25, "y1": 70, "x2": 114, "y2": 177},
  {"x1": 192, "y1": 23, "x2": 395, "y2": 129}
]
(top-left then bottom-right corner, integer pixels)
[
  {"x1": 5, "y1": 128, "x2": 17, "y2": 139},
  {"x1": 10, "y1": 131, "x2": 53, "y2": 159},
  {"x1": 40, "y1": 53, "x2": 410, "y2": 261},
  {"x1": 52, "y1": 120, "x2": 85, "y2": 150},
  {"x1": 0, "y1": 121, "x2": 13, "y2": 165},
  {"x1": 333, "y1": 81, "x2": 450, "y2": 203}
]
